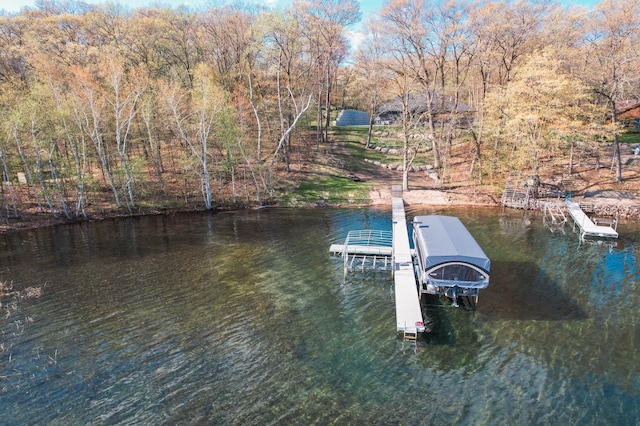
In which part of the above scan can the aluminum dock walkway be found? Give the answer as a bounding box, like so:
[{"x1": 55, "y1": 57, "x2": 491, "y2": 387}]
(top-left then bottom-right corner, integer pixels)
[
  {"x1": 566, "y1": 200, "x2": 618, "y2": 239},
  {"x1": 329, "y1": 190, "x2": 425, "y2": 339},
  {"x1": 392, "y1": 197, "x2": 425, "y2": 339}
]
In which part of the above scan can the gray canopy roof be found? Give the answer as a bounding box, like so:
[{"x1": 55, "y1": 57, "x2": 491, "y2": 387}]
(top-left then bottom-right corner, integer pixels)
[{"x1": 412, "y1": 215, "x2": 490, "y2": 273}]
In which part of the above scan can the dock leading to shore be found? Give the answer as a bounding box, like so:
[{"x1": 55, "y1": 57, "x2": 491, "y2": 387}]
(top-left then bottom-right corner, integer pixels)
[
  {"x1": 566, "y1": 199, "x2": 619, "y2": 239},
  {"x1": 391, "y1": 195, "x2": 425, "y2": 339},
  {"x1": 329, "y1": 186, "x2": 425, "y2": 340}
]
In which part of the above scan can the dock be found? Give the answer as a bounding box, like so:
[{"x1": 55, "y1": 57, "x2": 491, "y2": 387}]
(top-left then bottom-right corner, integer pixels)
[
  {"x1": 329, "y1": 188, "x2": 425, "y2": 339},
  {"x1": 392, "y1": 197, "x2": 425, "y2": 339},
  {"x1": 566, "y1": 199, "x2": 618, "y2": 239}
]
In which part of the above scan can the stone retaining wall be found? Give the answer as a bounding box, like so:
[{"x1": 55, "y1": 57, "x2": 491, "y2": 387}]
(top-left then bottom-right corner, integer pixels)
[
  {"x1": 578, "y1": 200, "x2": 640, "y2": 219},
  {"x1": 363, "y1": 158, "x2": 439, "y2": 182}
]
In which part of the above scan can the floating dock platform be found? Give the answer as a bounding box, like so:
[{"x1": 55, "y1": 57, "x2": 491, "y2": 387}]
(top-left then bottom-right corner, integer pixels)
[{"x1": 566, "y1": 200, "x2": 618, "y2": 239}]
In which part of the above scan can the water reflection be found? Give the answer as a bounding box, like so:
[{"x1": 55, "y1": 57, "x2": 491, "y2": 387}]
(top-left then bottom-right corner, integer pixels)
[{"x1": 0, "y1": 207, "x2": 638, "y2": 424}]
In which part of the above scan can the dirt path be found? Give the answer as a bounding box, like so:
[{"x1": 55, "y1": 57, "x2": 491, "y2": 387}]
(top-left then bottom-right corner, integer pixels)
[{"x1": 327, "y1": 140, "x2": 498, "y2": 207}]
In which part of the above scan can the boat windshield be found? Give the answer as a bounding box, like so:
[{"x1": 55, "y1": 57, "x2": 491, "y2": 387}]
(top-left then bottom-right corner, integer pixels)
[{"x1": 426, "y1": 262, "x2": 488, "y2": 288}]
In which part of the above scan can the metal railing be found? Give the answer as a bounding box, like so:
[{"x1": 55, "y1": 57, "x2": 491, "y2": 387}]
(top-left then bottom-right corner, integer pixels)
[{"x1": 342, "y1": 229, "x2": 393, "y2": 271}]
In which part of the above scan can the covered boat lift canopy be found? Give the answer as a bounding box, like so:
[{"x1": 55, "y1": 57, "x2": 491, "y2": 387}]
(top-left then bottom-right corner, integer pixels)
[{"x1": 413, "y1": 215, "x2": 490, "y2": 300}]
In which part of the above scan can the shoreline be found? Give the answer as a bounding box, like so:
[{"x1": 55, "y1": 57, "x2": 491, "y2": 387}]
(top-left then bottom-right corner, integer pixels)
[{"x1": 1, "y1": 187, "x2": 639, "y2": 235}]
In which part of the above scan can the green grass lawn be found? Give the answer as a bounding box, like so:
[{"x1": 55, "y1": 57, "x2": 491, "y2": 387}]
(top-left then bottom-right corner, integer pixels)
[
  {"x1": 279, "y1": 173, "x2": 373, "y2": 206},
  {"x1": 332, "y1": 125, "x2": 405, "y2": 149},
  {"x1": 619, "y1": 129, "x2": 640, "y2": 145},
  {"x1": 279, "y1": 123, "x2": 467, "y2": 205},
  {"x1": 332, "y1": 125, "x2": 431, "y2": 167}
]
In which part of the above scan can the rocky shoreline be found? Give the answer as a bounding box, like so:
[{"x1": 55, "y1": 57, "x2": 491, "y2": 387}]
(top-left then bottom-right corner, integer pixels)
[{"x1": 370, "y1": 187, "x2": 640, "y2": 220}]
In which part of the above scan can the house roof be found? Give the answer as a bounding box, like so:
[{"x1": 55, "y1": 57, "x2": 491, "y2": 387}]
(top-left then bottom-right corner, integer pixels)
[
  {"x1": 376, "y1": 92, "x2": 472, "y2": 116},
  {"x1": 615, "y1": 100, "x2": 640, "y2": 115}
]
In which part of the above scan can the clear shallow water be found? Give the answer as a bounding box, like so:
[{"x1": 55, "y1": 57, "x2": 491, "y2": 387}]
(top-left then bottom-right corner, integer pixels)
[{"x1": 0, "y1": 207, "x2": 638, "y2": 424}]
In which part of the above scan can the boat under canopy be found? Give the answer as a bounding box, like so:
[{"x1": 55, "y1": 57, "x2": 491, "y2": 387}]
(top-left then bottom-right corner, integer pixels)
[{"x1": 412, "y1": 215, "x2": 490, "y2": 304}]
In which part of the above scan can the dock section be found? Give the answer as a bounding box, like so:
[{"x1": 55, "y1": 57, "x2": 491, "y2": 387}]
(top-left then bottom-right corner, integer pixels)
[
  {"x1": 329, "y1": 189, "x2": 425, "y2": 339},
  {"x1": 566, "y1": 199, "x2": 618, "y2": 239},
  {"x1": 392, "y1": 197, "x2": 425, "y2": 339}
]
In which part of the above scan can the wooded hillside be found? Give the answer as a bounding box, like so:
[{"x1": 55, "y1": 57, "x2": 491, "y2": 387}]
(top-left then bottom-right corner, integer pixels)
[{"x1": 0, "y1": 0, "x2": 639, "y2": 228}]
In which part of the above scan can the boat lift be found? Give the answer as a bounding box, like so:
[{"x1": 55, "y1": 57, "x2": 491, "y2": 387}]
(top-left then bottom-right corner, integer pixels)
[
  {"x1": 541, "y1": 201, "x2": 567, "y2": 234},
  {"x1": 412, "y1": 215, "x2": 491, "y2": 308},
  {"x1": 330, "y1": 193, "x2": 425, "y2": 340},
  {"x1": 329, "y1": 229, "x2": 393, "y2": 272}
]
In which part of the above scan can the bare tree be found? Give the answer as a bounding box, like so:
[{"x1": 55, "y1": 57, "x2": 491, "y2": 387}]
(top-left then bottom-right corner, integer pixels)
[
  {"x1": 70, "y1": 66, "x2": 122, "y2": 207},
  {"x1": 164, "y1": 64, "x2": 229, "y2": 210},
  {"x1": 294, "y1": 0, "x2": 361, "y2": 146},
  {"x1": 102, "y1": 55, "x2": 146, "y2": 211},
  {"x1": 353, "y1": 16, "x2": 390, "y2": 147},
  {"x1": 252, "y1": 10, "x2": 315, "y2": 191},
  {"x1": 379, "y1": 0, "x2": 442, "y2": 168},
  {"x1": 582, "y1": 0, "x2": 640, "y2": 183}
]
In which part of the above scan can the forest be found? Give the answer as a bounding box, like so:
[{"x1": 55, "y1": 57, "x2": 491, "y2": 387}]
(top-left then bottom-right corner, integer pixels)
[{"x1": 0, "y1": 0, "x2": 639, "y2": 225}]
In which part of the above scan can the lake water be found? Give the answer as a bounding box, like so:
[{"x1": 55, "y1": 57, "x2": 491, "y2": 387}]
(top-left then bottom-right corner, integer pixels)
[{"x1": 0, "y1": 206, "x2": 639, "y2": 424}]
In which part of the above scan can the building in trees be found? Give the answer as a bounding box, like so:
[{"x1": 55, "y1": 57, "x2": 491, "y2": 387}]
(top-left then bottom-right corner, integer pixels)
[
  {"x1": 335, "y1": 109, "x2": 370, "y2": 126},
  {"x1": 374, "y1": 93, "x2": 473, "y2": 127},
  {"x1": 616, "y1": 100, "x2": 640, "y2": 129}
]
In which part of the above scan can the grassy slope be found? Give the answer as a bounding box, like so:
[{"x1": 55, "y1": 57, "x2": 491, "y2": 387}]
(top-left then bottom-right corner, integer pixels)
[
  {"x1": 281, "y1": 125, "x2": 640, "y2": 207},
  {"x1": 279, "y1": 125, "x2": 436, "y2": 206},
  {"x1": 278, "y1": 127, "x2": 376, "y2": 206}
]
